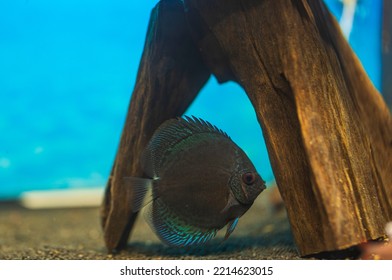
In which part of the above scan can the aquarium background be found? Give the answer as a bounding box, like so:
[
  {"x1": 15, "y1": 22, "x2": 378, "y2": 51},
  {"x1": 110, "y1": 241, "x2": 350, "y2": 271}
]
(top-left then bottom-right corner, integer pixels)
[{"x1": 0, "y1": 0, "x2": 384, "y2": 199}]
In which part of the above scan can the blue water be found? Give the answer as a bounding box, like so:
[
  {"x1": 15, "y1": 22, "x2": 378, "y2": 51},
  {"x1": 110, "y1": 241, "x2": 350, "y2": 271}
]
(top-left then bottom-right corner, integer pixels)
[
  {"x1": 0, "y1": 0, "x2": 383, "y2": 199},
  {"x1": 324, "y1": 0, "x2": 382, "y2": 89}
]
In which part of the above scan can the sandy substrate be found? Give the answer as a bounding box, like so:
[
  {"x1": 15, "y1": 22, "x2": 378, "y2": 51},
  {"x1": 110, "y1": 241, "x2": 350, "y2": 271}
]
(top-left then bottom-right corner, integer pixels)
[{"x1": 0, "y1": 187, "x2": 300, "y2": 260}]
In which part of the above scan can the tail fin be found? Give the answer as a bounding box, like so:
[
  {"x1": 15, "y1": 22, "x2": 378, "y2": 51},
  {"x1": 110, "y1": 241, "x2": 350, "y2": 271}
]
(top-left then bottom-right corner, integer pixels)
[{"x1": 123, "y1": 177, "x2": 154, "y2": 212}]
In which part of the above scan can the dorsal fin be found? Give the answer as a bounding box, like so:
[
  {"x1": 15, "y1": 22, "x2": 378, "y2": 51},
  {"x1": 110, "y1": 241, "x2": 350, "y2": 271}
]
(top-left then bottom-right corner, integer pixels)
[
  {"x1": 180, "y1": 116, "x2": 230, "y2": 138},
  {"x1": 142, "y1": 116, "x2": 230, "y2": 178}
]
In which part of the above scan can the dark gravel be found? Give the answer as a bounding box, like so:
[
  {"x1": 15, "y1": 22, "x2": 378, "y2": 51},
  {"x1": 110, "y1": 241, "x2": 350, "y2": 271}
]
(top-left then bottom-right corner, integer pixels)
[{"x1": 0, "y1": 187, "x2": 300, "y2": 260}]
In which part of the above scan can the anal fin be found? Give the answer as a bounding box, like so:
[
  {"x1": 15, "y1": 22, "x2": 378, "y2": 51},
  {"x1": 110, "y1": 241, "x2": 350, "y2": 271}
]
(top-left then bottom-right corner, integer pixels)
[{"x1": 144, "y1": 198, "x2": 217, "y2": 247}]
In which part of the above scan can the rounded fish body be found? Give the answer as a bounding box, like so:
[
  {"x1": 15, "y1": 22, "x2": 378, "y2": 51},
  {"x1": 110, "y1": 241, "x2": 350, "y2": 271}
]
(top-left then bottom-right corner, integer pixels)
[{"x1": 128, "y1": 116, "x2": 266, "y2": 247}]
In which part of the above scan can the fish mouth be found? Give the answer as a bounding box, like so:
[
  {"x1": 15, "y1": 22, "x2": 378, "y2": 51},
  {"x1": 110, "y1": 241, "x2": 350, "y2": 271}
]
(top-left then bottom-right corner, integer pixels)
[{"x1": 260, "y1": 178, "x2": 267, "y2": 190}]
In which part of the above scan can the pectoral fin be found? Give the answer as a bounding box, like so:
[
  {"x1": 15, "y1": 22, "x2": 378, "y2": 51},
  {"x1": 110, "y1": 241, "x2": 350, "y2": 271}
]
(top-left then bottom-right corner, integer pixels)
[{"x1": 220, "y1": 192, "x2": 240, "y2": 214}]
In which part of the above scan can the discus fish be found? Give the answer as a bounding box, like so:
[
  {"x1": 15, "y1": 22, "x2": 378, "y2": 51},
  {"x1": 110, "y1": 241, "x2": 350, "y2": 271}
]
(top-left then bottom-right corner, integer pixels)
[{"x1": 126, "y1": 116, "x2": 266, "y2": 247}]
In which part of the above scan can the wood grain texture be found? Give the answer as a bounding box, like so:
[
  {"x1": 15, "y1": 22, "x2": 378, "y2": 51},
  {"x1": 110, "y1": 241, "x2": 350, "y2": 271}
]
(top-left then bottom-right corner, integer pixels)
[
  {"x1": 101, "y1": 0, "x2": 392, "y2": 256},
  {"x1": 100, "y1": 0, "x2": 210, "y2": 252},
  {"x1": 184, "y1": 0, "x2": 392, "y2": 255}
]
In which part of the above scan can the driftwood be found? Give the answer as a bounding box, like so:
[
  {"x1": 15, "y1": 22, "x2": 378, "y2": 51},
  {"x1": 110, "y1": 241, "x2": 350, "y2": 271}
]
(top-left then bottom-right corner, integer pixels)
[{"x1": 101, "y1": 0, "x2": 392, "y2": 257}]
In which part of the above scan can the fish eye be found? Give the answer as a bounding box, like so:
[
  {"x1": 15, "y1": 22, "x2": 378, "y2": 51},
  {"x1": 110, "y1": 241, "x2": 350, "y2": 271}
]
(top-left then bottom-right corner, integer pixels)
[{"x1": 242, "y1": 172, "x2": 256, "y2": 185}]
